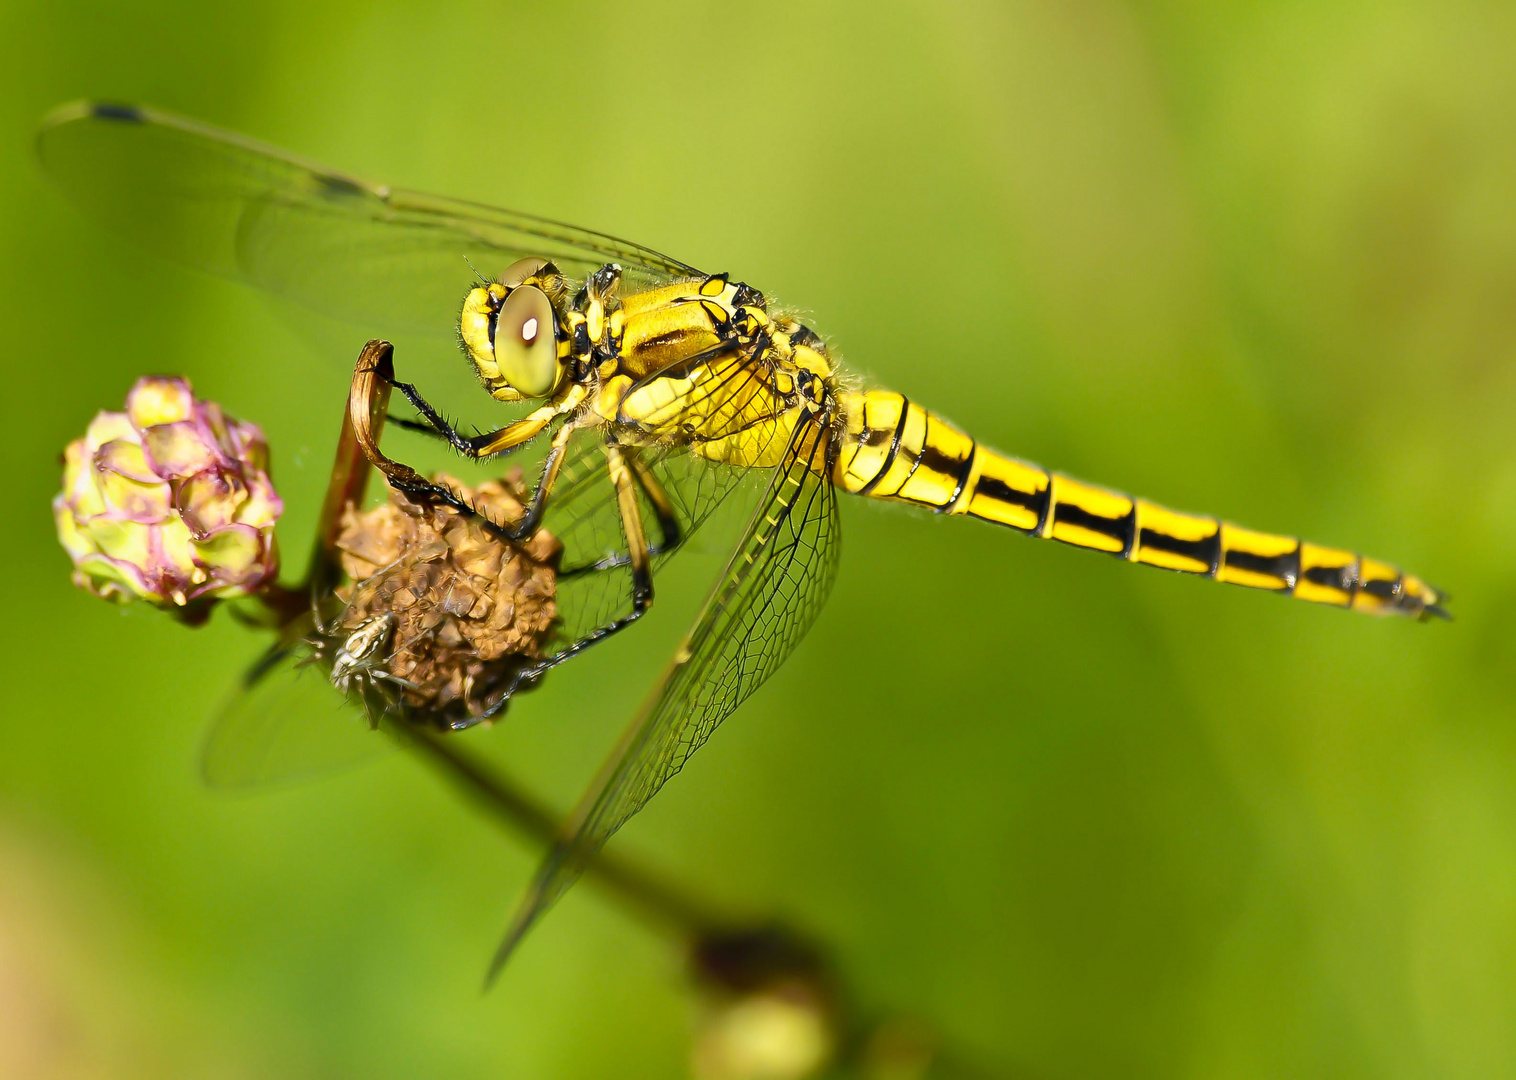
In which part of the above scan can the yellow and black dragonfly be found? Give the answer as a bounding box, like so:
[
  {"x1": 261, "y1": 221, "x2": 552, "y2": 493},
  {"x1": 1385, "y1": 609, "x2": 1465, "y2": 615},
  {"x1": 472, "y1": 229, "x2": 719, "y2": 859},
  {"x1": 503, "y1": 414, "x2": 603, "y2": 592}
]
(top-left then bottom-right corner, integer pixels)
[{"x1": 38, "y1": 102, "x2": 1447, "y2": 978}]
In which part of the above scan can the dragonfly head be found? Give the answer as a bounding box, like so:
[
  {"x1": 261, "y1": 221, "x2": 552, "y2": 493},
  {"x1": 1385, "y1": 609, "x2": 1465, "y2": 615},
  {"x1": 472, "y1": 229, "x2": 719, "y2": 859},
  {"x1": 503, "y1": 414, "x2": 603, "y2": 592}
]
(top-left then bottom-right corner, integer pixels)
[{"x1": 460, "y1": 256, "x2": 570, "y2": 402}]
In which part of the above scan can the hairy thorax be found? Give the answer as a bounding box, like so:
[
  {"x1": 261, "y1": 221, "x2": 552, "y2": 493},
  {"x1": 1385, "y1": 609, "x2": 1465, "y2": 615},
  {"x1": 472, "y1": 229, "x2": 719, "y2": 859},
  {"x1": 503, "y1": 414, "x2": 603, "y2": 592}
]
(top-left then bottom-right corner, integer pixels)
[{"x1": 583, "y1": 274, "x2": 841, "y2": 471}]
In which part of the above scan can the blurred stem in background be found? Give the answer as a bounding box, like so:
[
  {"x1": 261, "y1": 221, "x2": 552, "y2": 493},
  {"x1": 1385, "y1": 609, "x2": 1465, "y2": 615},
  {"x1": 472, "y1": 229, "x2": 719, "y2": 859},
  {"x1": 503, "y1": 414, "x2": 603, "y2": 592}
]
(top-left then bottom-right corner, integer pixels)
[{"x1": 402, "y1": 724, "x2": 1001, "y2": 1080}]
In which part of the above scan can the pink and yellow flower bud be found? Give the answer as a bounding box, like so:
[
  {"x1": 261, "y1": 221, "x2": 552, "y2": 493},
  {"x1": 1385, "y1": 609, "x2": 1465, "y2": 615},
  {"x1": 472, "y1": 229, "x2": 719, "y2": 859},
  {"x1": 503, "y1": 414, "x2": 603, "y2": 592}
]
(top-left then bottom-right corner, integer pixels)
[{"x1": 54, "y1": 376, "x2": 283, "y2": 618}]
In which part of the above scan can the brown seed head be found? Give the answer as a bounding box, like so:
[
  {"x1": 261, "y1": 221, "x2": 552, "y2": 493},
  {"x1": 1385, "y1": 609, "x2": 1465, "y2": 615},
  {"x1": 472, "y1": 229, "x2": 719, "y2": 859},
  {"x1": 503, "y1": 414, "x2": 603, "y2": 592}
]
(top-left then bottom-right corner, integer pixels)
[{"x1": 331, "y1": 468, "x2": 560, "y2": 724}]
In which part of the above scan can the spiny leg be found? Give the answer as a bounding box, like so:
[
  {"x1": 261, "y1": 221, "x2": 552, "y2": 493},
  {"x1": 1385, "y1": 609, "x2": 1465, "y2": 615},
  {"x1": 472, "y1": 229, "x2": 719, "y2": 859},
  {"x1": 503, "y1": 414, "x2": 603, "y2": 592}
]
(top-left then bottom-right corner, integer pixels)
[
  {"x1": 385, "y1": 413, "x2": 454, "y2": 438},
  {"x1": 389, "y1": 377, "x2": 565, "y2": 459},
  {"x1": 501, "y1": 419, "x2": 576, "y2": 540},
  {"x1": 379, "y1": 377, "x2": 585, "y2": 540},
  {"x1": 371, "y1": 423, "x2": 569, "y2": 549}
]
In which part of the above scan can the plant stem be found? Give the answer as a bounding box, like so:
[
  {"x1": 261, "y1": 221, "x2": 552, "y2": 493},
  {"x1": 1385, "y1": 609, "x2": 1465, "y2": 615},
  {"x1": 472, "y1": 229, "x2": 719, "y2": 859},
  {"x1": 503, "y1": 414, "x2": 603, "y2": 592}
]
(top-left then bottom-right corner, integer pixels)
[{"x1": 396, "y1": 724, "x2": 727, "y2": 942}]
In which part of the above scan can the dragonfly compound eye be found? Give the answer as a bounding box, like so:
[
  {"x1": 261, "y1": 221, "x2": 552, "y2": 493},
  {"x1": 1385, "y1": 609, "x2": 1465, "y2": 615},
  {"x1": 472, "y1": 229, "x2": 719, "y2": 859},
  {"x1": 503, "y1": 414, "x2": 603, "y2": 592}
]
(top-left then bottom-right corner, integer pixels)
[
  {"x1": 491, "y1": 283, "x2": 561, "y2": 398},
  {"x1": 499, "y1": 256, "x2": 551, "y2": 289}
]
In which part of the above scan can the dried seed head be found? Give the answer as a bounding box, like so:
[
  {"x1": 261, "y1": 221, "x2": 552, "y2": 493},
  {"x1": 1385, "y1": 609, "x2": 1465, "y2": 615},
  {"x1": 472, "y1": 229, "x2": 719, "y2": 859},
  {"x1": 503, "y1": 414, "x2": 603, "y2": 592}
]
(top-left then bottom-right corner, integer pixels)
[
  {"x1": 331, "y1": 469, "x2": 561, "y2": 724},
  {"x1": 54, "y1": 376, "x2": 283, "y2": 619}
]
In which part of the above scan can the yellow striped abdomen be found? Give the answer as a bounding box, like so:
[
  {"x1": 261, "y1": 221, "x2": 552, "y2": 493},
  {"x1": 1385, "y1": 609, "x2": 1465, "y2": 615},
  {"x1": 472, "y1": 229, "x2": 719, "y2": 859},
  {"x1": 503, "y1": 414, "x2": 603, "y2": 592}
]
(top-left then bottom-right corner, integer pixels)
[{"x1": 831, "y1": 389, "x2": 1446, "y2": 619}]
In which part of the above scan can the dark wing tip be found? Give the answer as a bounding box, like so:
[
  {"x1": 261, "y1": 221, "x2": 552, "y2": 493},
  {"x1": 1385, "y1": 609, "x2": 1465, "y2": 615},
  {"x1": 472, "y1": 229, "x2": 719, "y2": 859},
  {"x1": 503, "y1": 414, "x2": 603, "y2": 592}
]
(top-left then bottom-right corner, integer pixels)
[
  {"x1": 313, "y1": 171, "x2": 369, "y2": 199},
  {"x1": 38, "y1": 99, "x2": 142, "y2": 133},
  {"x1": 36, "y1": 100, "x2": 147, "y2": 165},
  {"x1": 89, "y1": 101, "x2": 146, "y2": 123}
]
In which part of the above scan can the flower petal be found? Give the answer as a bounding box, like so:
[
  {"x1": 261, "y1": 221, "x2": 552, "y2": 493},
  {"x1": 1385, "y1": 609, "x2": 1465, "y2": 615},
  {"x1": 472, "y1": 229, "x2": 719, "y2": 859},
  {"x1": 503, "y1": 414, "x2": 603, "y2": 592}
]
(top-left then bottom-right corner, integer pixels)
[
  {"x1": 193, "y1": 523, "x2": 265, "y2": 581},
  {"x1": 176, "y1": 468, "x2": 248, "y2": 535},
  {"x1": 126, "y1": 377, "x2": 195, "y2": 429},
  {"x1": 60, "y1": 438, "x2": 106, "y2": 519},
  {"x1": 94, "y1": 437, "x2": 160, "y2": 484},
  {"x1": 155, "y1": 518, "x2": 209, "y2": 603},
  {"x1": 71, "y1": 557, "x2": 142, "y2": 603},
  {"x1": 234, "y1": 473, "x2": 284, "y2": 529},
  {"x1": 93, "y1": 442, "x2": 172, "y2": 523},
  {"x1": 86, "y1": 516, "x2": 155, "y2": 574},
  {"x1": 53, "y1": 496, "x2": 95, "y2": 561},
  {"x1": 82, "y1": 410, "x2": 137, "y2": 455},
  {"x1": 196, "y1": 400, "x2": 240, "y2": 460},
  {"x1": 141, "y1": 420, "x2": 226, "y2": 479},
  {"x1": 230, "y1": 420, "x2": 271, "y2": 471}
]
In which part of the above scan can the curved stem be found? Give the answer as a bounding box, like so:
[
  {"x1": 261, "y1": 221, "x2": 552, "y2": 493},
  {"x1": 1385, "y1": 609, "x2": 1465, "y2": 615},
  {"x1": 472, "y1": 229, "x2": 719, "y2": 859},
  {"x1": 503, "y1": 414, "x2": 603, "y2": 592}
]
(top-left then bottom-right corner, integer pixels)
[{"x1": 394, "y1": 723, "x2": 727, "y2": 943}]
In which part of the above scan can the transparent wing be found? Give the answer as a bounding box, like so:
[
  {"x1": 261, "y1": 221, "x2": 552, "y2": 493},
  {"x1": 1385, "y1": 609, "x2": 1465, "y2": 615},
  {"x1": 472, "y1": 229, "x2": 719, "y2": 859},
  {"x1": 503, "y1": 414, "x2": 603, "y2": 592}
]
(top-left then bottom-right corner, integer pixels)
[
  {"x1": 200, "y1": 639, "x2": 394, "y2": 789},
  {"x1": 36, "y1": 101, "x2": 699, "y2": 341},
  {"x1": 538, "y1": 432, "x2": 761, "y2": 654},
  {"x1": 487, "y1": 417, "x2": 841, "y2": 978}
]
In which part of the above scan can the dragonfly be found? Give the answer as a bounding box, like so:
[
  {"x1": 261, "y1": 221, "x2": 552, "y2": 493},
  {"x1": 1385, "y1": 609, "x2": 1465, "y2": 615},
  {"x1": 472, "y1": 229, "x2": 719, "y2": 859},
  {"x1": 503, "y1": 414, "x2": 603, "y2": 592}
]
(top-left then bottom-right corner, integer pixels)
[{"x1": 38, "y1": 101, "x2": 1448, "y2": 979}]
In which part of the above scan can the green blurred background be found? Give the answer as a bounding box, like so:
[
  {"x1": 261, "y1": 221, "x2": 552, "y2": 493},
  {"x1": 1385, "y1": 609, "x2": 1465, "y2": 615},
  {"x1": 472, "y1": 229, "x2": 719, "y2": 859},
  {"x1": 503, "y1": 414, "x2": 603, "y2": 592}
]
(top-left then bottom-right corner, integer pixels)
[{"x1": 3, "y1": 1, "x2": 1515, "y2": 1076}]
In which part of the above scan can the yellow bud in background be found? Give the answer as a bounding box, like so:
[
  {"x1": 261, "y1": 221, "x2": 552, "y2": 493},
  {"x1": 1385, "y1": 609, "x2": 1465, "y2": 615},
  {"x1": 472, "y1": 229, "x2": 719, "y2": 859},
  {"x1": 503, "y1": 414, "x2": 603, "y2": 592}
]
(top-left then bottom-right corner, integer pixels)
[{"x1": 689, "y1": 928, "x2": 839, "y2": 1080}]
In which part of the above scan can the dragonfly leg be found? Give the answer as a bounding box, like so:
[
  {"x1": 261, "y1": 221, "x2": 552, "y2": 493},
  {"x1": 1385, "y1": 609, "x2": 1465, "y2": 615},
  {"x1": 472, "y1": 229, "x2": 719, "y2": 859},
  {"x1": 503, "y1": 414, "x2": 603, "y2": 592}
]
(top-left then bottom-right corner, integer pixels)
[
  {"x1": 380, "y1": 410, "x2": 559, "y2": 465},
  {"x1": 627, "y1": 449, "x2": 683, "y2": 556},
  {"x1": 384, "y1": 413, "x2": 448, "y2": 437},
  {"x1": 605, "y1": 444, "x2": 655, "y2": 615},
  {"x1": 376, "y1": 361, "x2": 588, "y2": 543},
  {"x1": 386, "y1": 378, "x2": 479, "y2": 457},
  {"x1": 382, "y1": 418, "x2": 577, "y2": 546},
  {"x1": 389, "y1": 378, "x2": 568, "y2": 459},
  {"x1": 498, "y1": 420, "x2": 576, "y2": 541},
  {"x1": 557, "y1": 449, "x2": 683, "y2": 581}
]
